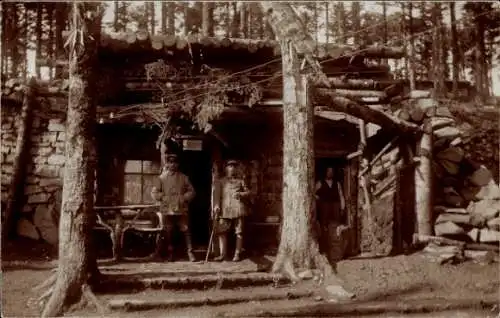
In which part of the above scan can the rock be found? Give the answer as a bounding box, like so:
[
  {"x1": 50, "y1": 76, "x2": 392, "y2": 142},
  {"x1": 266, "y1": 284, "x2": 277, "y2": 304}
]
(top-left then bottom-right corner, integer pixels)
[
  {"x1": 34, "y1": 165, "x2": 60, "y2": 178},
  {"x1": 325, "y1": 285, "x2": 355, "y2": 300},
  {"x1": 450, "y1": 137, "x2": 462, "y2": 147},
  {"x1": 57, "y1": 132, "x2": 65, "y2": 141},
  {"x1": 460, "y1": 185, "x2": 482, "y2": 202},
  {"x1": 28, "y1": 192, "x2": 49, "y2": 204},
  {"x1": 439, "y1": 159, "x2": 460, "y2": 175},
  {"x1": 314, "y1": 296, "x2": 323, "y2": 302},
  {"x1": 434, "y1": 126, "x2": 460, "y2": 140},
  {"x1": 487, "y1": 217, "x2": 500, "y2": 231},
  {"x1": 33, "y1": 204, "x2": 59, "y2": 245},
  {"x1": 24, "y1": 185, "x2": 42, "y2": 195},
  {"x1": 434, "y1": 221, "x2": 465, "y2": 236},
  {"x1": 467, "y1": 200, "x2": 500, "y2": 221},
  {"x1": 467, "y1": 228, "x2": 479, "y2": 242},
  {"x1": 475, "y1": 180, "x2": 500, "y2": 200},
  {"x1": 464, "y1": 250, "x2": 495, "y2": 264},
  {"x1": 436, "y1": 147, "x2": 464, "y2": 163},
  {"x1": 430, "y1": 117, "x2": 455, "y2": 130},
  {"x1": 434, "y1": 106, "x2": 453, "y2": 118},
  {"x1": 423, "y1": 243, "x2": 461, "y2": 256},
  {"x1": 469, "y1": 214, "x2": 487, "y2": 228},
  {"x1": 47, "y1": 154, "x2": 66, "y2": 166},
  {"x1": 48, "y1": 119, "x2": 65, "y2": 132},
  {"x1": 297, "y1": 269, "x2": 313, "y2": 280},
  {"x1": 478, "y1": 229, "x2": 500, "y2": 242},
  {"x1": 435, "y1": 213, "x2": 470, "y2": 225},
  {"x1": 469, "y1": 165, "x2": 492, "y2": 187},
  {"x1": 42, "y1": 132, "x2": 58, "y2": 144},
  {"x1": 16, "y1": 218, "x2": 40, "y2": 240},
  {"x1": 39, "y1": 178, "x2": 61, "y2": 187}
]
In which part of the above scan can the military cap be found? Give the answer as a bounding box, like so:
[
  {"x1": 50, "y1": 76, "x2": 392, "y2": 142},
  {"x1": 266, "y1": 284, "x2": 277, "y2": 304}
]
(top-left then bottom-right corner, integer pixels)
[{"x1": 166, "y1": 153, "x2": 178, "y2": 161}]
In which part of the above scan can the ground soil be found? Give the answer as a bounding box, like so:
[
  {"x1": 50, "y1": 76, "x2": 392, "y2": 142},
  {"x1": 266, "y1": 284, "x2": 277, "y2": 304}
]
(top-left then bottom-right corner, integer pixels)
[{"x1": 2, "y1": 238, "x2": 499, "y2": 318}]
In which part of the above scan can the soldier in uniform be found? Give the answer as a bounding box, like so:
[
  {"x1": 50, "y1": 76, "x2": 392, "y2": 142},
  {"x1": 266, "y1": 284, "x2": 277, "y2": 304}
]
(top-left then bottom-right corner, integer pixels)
[
  {"x1": 151, "y1": 153, "x2": 196, "y2": 262},
  {"x1": 212, "y1": 160, "x2": 251, "y2": 262},
  {"x1": 315, "y1": 166, "x2": 348, "y2": 263}
]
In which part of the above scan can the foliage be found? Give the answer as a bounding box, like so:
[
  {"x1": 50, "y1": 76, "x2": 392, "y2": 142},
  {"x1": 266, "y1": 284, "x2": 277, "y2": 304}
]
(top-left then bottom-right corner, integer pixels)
[{"x1": 144, "y1": 59, "x2": 263, "y2": 145}]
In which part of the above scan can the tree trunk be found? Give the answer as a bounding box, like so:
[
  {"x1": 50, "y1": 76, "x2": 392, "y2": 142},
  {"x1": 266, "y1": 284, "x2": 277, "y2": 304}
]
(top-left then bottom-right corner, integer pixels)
[
  {"x1": 351, "y1": 2, "x2": 361, "y2": 45},
  {"x1": 475, "y1": 16, "x2": 488, "y2": 102},
  {"x1": 55, "y1": 3, "x2": 66, "y2": 78},
  {"x1": 2, "y1": 78, "x2": 37, "y2": 241},
  {"x1": 408, "y1": 2, "x2": 416, "y2": 91},
  {"x1": 35, "y1": 3, "x2": 42, "y2": 78},
  {"x1": 202, "y1": 2, "x2": 214, "y2": 37},
  {"x1": 381, "y1": 1, "x2": 388, "y2": 65},
  {"x1": 231, "y1": 2, "x2": 240, "y2": 38},
  {"x1": 41, "y1": 3, "x2": 101, "y2": 317},
  {"x1": 432, "y1": 3, "x2": 445, "y2": 98},
  {"x1": 336, "y1": 2, "x2": 346, "y2": 44},
  {"x1": 161, "y1": 2, "x2": 167, "y2": 34},
  {"x1": 113, "y1": 1, "x2": 119, "y2": 32},
  {"x1": 256, "y1": 3, "x2": 263, "y2": 39},
  {"x1": 240, "y1": 3, "x2": 247, "y2": 38},
  {"x1": 273, "y1": 43, "x2": 330, "y2": 279},
  {"x1": 47, "y1": 4, "x2": 55, "y2": 79},
  {"x1": 415, "y1": 118, "x2": 433, "y2": 236},
  {"x1": 325, "y1": 2, "x2": 329, "y2": 44},
  {"x1": 10, "y1": 4, "x2": 19, "y2": 77},
  {"x1": 148, "y1": 2, "x2": 155, "y2": 34},
  {"x1": 167, "y1": 2, "x2": 175, "y2": 35}
]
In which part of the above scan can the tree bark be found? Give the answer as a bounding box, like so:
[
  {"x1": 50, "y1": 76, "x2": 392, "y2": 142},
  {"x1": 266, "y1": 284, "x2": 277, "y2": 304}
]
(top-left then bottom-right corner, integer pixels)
[
  {"x1": 336, "y1": 2, "x2": 346, "y2": 44},
  {"x1": 149, "y1": 2, "x2": 155, "y2": 35},
  {"x1": 432, "y1": 3, "x2": 445, "y2": 98},
  {"x1": 167, "y1": 2, "x2": 175, "y2": 35},
  {"x1": 259, "y1": 2, "x2": 328, "y2": 86},
  {"x1": 55, "y1": 3, "x2": 67, "y2": 78},
  {"x1": 382, "y1": 1, "x2": 388, "y2": 65},
  {"x1": 351, "y1": 2, "x2": 361, "y2": 45},
  {"x1": 415, "y1": 119, "x2": 433, "y2": 236},
  {"x1": 240, "y1": 2, "x2": 247, "y2": 38},
  {"x1": 408, "y1": 2, "x2": 416, "y2": 91},
  {"x1": 41, "y1": 3, "x2": 101, "y2": 317},
  {"x1": 47, "y1": 4, "x2": 55, "y2": 79},
  {"x1": 449, "y1": 2, "x2": 459, "y2": 97},
  {"x1": 273, "y1": 43, "x2": 332, "y2": 279},
  {"x1": 325, "y1": 2, "x2": 329, "y2": 44},
  {"x1": 202, "y1": 2, "x2": 214, "y2": 37},
  {"x1": 35, "y1": 3, "x2": 43, "y2": 78},
  {"x1": 2, "y1": 78, "x2": 37, "y2": 241},
  {"x1": 231, "y1": 2, "x2": 240, "y2": 38},
  {"x1": 161, "y1": 2, "x2": 167, "y2": 34},
  {"x1": 113, "y1": 1, "x2": 119, "y2": 32},
  {"x1": 475, "y1": 14, "x2": 488, "y2": 103}
]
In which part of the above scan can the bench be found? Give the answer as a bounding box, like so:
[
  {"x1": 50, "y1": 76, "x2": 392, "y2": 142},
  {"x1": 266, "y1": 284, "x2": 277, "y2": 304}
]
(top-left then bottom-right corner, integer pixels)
[{"x1": 94, "y1": 204, "x2": 163, "y2": 261}]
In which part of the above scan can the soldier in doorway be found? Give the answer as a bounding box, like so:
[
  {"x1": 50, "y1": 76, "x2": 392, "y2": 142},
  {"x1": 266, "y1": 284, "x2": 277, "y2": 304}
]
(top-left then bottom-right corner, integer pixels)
[
  {"x1": 212, "y1": 160, "x2": 251, "y2": 262},
  {"x1": 151, "y1": 153, "x2": 196, "y2": 262},
  {"x1": 315, "y1": 166, "x2": 349, "y2": 263}
]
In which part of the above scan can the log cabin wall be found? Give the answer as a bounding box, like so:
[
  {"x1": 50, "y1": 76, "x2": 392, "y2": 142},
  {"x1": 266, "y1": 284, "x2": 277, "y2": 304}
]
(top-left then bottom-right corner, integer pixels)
[{"x1": 212, "y1": 113, "x2": 359, "y2": 253}]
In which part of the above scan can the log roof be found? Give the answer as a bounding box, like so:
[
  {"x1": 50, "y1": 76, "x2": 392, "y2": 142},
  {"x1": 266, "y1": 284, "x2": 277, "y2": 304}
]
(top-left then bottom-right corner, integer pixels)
[{"x1": 62, "y1": 30, "x2": 406, "y2": 61}]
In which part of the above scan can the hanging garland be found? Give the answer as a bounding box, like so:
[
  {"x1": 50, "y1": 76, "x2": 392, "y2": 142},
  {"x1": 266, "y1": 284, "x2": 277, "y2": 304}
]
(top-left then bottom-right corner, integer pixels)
[{"x1": 143, "y1": 58, "x2": 263, "y2": 149}]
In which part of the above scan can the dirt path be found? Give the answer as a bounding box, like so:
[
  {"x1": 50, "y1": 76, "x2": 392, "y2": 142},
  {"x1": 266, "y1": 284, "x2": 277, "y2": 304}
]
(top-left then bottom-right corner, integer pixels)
[{"x1": 2, "y1": 253, "x2": 498, "y2": 317}]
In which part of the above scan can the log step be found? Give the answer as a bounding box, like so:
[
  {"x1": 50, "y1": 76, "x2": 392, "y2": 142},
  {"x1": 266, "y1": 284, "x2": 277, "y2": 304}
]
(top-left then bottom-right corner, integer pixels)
[
  {"x1": 108, "y1": 289, "x2": 313, "y2": 311},
  {"x1": 96, "y1": 272, "x2": 289, "y2": 292}
]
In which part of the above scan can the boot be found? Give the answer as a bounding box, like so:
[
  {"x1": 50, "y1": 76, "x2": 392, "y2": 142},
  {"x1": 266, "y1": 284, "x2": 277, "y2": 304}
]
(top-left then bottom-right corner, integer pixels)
[
  {"x1": 214, "y1": 234, "x2": 227, "y2": 262},
  {"x1": 232, "y1": 235, "x2": 243, "y2": 262},
  {"x1": 184, "y1": 232, "x2": 196, "y2": 262}
]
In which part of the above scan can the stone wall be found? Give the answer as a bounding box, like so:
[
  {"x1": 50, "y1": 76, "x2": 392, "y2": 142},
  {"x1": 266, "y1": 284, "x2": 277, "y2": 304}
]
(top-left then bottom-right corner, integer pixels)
[{"x1": 1, "y1": 97, "x2": 66, "y2": 244}]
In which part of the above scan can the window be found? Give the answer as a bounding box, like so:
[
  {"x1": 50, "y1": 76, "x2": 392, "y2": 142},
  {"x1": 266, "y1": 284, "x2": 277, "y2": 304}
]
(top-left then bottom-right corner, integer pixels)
[{"x1": 123, "y1": 160, "x2": 161, "y2": 205}]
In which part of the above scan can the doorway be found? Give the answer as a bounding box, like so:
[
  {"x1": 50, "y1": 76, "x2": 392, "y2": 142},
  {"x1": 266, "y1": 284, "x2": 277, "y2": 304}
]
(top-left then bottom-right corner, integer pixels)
[{"x1": 178, "y1": 149, "x2": 212, "y2": 248}]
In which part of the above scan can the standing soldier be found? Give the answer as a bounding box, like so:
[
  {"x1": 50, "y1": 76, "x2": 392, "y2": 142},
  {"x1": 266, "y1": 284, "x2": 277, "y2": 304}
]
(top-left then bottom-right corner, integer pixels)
[
  {"x1": 315, "y1": 166, "x2": 348, "y2": 263},
  {"x1": 212, "y1": 160, "x2": 251, "y2": 262},
  {"x1": 151, "y1": 153, "x2": 196, "y2": 262}
]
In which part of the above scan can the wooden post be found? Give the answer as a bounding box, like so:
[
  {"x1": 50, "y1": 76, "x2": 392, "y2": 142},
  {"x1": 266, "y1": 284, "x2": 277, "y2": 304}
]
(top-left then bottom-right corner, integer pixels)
[
  {"x1": 415, "y1": 118, "x2": 433, "y2": 236},
  {"x1": 209, "y1": 142, "x2": 222, "y2": 256}
]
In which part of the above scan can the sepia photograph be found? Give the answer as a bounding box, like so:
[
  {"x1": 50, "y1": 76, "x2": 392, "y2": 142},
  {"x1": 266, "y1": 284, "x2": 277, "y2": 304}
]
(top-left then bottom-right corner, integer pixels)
[{"x1": 1, "y1": 1, "x2": 499, "y2": 317}]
